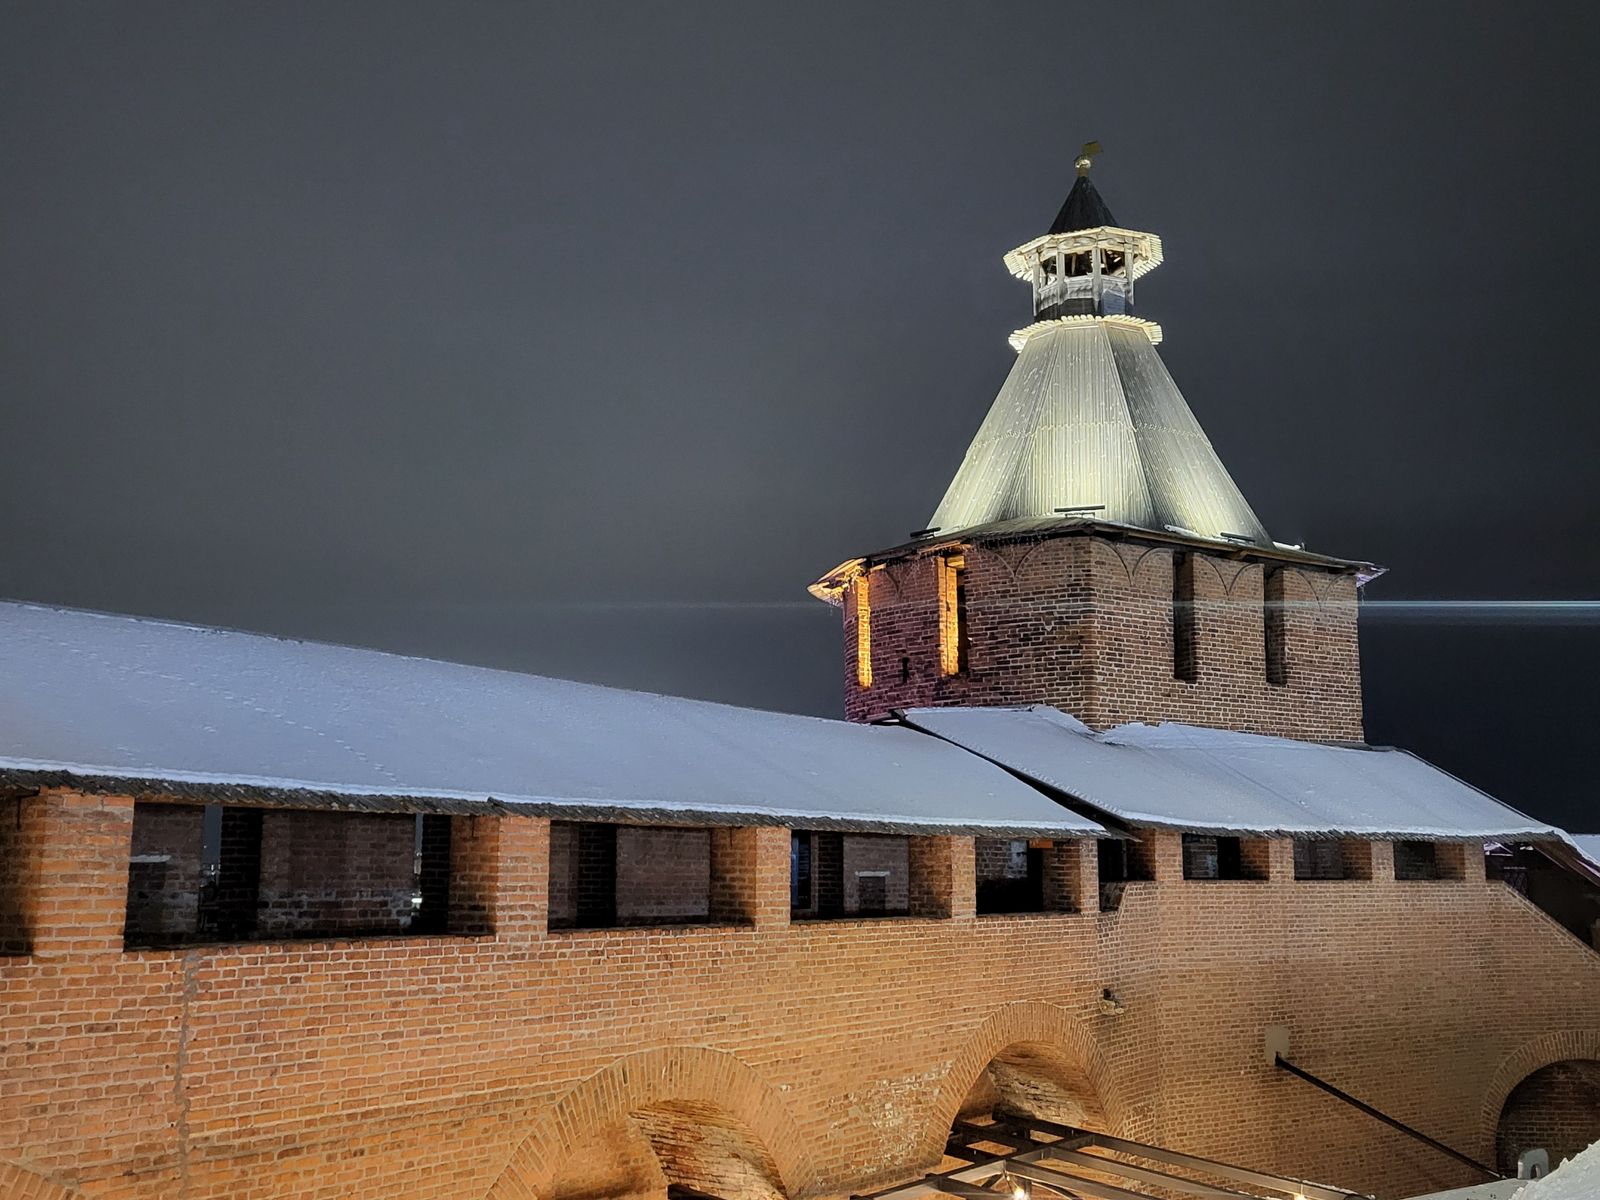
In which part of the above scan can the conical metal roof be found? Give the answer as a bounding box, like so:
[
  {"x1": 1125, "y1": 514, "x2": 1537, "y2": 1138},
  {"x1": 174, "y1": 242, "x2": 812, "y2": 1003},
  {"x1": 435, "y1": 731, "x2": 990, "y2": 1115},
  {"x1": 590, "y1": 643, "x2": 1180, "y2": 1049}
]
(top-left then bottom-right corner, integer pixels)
[
  {"x1": 928, "y1": 321, "x2": 1270, "y2": 545},
  {"x1": 1048, "y1": 174, "x2": 1119, "y2": 234}
]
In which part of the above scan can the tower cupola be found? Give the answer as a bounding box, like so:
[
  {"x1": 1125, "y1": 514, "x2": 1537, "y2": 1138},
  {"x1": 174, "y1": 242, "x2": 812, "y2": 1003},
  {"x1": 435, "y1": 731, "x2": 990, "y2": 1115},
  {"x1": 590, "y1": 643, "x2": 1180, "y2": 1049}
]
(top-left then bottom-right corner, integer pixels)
[
  {"x1": 925, "y1": 145, "x2": 1267, "y2": 544},
  {"x1": 1003, "y1": 143, "x2": 1163, "y2": 322}
]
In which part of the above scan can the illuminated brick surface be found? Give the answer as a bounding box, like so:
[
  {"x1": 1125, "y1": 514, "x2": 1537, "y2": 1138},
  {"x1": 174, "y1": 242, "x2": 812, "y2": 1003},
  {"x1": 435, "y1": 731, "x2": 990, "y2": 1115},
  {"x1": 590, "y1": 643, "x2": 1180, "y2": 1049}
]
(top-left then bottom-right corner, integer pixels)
[
  {"x1": 843, "y1": 532, "x2": 1363, "y2": 741},
  {"x1": 4, "y1": 791, "x2": 1599, "y2": 1200}
]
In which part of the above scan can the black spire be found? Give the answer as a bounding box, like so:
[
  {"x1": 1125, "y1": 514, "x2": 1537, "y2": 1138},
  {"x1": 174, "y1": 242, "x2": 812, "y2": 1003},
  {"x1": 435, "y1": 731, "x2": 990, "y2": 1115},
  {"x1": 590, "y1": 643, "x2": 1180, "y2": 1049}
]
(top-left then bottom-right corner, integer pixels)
[{"x1": 1048, "y1": 174, "x2": 1118, "y2": 234}]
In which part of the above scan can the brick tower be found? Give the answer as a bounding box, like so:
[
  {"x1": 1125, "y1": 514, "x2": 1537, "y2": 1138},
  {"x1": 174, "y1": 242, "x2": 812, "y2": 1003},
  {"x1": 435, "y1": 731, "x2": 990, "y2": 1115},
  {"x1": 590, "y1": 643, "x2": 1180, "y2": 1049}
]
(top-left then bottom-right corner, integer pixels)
[{"x1": 811, "y1": 146, "x2": 1380, "y2": 740}]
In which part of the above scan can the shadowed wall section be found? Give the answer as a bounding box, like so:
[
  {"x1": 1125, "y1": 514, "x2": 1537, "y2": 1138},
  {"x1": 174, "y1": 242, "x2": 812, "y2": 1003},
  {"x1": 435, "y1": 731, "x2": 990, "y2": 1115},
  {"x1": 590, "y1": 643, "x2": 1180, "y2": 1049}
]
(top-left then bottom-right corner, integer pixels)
[
  {"x1": 930, "y1": 1002, "x2": 1120, "y2": 1159},
  {"x1": 488, "y1": 1048, "x2": 810, "y2": 1200},
  {"x1": 1477, "y1": 1029, "x2": 1600, "y2": 1169}
]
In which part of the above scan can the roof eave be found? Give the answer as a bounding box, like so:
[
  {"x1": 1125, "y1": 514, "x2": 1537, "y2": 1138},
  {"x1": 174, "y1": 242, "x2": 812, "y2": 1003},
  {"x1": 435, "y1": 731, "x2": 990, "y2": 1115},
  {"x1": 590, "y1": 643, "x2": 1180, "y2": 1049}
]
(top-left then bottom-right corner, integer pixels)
[
  {"x1": 809, "y1": 518, "x2": 1383, "y2": 603},
  {"x1": 0, "y1": 768, "x2": 1103, "y2": 840}
]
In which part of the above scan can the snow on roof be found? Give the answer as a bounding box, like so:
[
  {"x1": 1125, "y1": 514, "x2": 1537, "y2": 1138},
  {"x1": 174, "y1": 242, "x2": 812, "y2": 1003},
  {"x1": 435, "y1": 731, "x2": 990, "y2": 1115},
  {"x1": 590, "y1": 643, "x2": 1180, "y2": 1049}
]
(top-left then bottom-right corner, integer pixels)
[
  {"x1": 1569, "y1": 835, "x2": 1600, "y2": 868},
  {"x1": 0, "y1": 601, "x2": 1105, "y2": 837},
  {"x1": 901, "y1": 705, "x2": 1564, "y2": 840},
  {"x1": 1509, "y1": 1137, "x2": 1600, "y2": 1200}
]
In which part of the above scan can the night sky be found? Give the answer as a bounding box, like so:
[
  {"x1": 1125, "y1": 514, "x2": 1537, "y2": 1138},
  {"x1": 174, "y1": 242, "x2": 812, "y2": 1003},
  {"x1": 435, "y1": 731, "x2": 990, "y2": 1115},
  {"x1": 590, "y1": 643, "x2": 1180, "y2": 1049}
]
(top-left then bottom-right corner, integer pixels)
[{"x1": 3, "y1": 3, "x2": 1597, "y2": 829}]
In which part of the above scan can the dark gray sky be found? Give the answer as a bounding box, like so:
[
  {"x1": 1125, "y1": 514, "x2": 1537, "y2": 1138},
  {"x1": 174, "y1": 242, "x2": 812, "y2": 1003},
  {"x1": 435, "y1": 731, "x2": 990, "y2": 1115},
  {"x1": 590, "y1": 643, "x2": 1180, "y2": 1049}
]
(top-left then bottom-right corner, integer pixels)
[{"x1": 3, "y1": 2, "x2": 1597, "y2": 828}]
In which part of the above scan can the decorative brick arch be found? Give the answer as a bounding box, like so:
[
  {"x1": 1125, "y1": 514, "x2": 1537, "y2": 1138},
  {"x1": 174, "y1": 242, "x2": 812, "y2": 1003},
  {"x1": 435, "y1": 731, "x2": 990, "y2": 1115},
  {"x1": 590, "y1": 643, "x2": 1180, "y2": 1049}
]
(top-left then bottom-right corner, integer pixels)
[
  {"x1": 1119, "y1": 543, "x2": 1165, "y2": 587},
  {"x1": 486, "y1": 1046, "x2": 815, "y2": 1200},
  {"x1": 0, "y1": 1160, "x2": 81, "y2": 1200},
  {"x1": 1476, "y1": 1030, "x2": 1600, "y2": 1160},
  {"x1": 919, "y1": 1001, "x2": 1128, "y2": 1164}
]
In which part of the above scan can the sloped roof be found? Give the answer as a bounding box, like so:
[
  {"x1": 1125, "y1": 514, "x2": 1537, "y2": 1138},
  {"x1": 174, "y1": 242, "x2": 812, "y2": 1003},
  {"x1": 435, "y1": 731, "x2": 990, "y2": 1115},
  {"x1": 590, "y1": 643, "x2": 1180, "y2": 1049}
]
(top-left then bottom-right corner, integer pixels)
[
  {"x1": 928, "y1": 319, "x2": 1272, "y2": 543},
  {"x1": 1570, "y1": 835, "x2": 1600, "y2": 869},
  {"x1": 1049, "y1": 174, "x2": 1118, "y2": 234},
  {"x1": 0, "y1": 600, "x2": 1106, "y2": 837},
  {"x1": 901, "y1": 705, "x2": 1565, "y2": 841}
]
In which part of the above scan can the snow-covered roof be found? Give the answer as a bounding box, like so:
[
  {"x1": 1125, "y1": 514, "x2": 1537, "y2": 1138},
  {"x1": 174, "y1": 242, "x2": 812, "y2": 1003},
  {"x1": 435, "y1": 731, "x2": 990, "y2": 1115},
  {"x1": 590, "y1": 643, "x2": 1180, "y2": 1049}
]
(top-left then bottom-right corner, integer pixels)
[
  {"x1": 901, "y1": 705, "x2": 1564, "y2": 841},
  {"x1": 0, "y1": 601, "x2": 1106, "y2": 837},
  {"x1": 1570, "y1": 835, "x2": 1600, "y2": 868}
]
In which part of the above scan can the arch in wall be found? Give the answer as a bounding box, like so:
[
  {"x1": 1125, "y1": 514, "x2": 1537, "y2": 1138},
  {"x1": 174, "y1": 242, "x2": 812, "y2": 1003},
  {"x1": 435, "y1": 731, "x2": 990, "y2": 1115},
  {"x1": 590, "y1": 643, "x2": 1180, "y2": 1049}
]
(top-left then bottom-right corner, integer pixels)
[
  {"x1": 1493, "y1": 1059, "x2": 1600, "y2": 1175},
  {"x1": 0, "y1": 1160, "x2": 82, "y2": 1200},
  {"x1": 486, "y1": 1046, "x2": 814, "y2": 1200},
  {"x1": 921, "y1": 1002, "x2": 1128, "y2": 1165},
  {"x1": 1478, "y1": 1031, "x2": 1600, "y2": 1168}
]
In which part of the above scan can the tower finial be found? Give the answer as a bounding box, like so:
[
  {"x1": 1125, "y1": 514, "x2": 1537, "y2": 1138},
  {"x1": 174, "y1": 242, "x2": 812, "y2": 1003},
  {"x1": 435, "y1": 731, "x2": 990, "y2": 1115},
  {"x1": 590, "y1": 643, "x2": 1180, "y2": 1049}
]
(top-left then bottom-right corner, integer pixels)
[{"x1": 1075, "y1": 140, "x2": 1102, "y2": 177}]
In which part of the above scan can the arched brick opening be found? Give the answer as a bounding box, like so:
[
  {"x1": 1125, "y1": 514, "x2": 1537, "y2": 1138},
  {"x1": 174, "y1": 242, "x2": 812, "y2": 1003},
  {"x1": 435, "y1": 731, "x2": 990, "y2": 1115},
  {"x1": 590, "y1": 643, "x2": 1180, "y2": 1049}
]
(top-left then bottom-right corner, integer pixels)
[
  {"x1": 632, "y1": 1099, "x2": 787, "y2": 1200},
  {"x1": 486, "y1": 1047, "x2": 813, "y2": 1200},
  {"x1": 0, "y1": 1161, "x2": 81, "y2": 1200},
  {"x1": 923, "y1": 1002, "x2": 1126, "y2": 1167},
  {"x1": 1478, "y1": 1031, "x2": 1600, "y2": 1166},
  {"x1": 1493, "y1": 1060, "x2": 1600, "y2": 1175},
  {"x1": 956, "y1": 1040, "x2": 1107, "y2": 1128}
]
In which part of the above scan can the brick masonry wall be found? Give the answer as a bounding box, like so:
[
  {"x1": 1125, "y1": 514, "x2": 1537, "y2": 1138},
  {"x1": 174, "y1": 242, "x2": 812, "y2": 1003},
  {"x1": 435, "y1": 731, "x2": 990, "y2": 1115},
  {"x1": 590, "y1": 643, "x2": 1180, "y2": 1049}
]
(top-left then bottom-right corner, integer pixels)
[
  {"x1": 4, "y1": 790, "x2": 1600, "y2": 1200},
  {"x1": 256, "y1": 810, "x2": 417, "y2": 937},
  {"x1": 843, "y1": 533, "x2": 1363, "y2": 741},
  {"x1": 615, "y1": 827, "x2": 711, "y2": 925},
  {"x1": 841, "y1": 833, "x2": 909, "y2": 914},
  {"x1": 547, "y1": 821, "x2": 577, "y2": 927}
]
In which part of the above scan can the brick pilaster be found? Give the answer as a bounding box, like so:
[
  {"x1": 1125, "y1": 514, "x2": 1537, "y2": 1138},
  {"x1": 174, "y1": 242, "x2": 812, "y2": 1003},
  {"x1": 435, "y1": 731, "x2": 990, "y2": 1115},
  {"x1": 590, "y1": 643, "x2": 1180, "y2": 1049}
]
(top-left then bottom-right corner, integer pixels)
[
  {"x1": 1145, "y1": 831, "x2": 1184, "y2": 883},
  {"x1": 450, "y1": 814, "x2": 548, "y2": 941},
  {"x1": 909, "y1": 835, "x2": 974, "y2": 919},
  {"x1": 1370, "y1": 840, "x2": 1396, "y2": 883},
  {"x1": 710, "y1": 826, "x2": 791, "y2": 928},
  {"x1": 21, "y1": 790, "x2": 134, "y2": 958},
  {"x1": 1043, "y1": 839, "x2": 1095, "y2": 912},
  {"x1": 1263, "y1": 838, "x2": 1296, "y2": 882}
]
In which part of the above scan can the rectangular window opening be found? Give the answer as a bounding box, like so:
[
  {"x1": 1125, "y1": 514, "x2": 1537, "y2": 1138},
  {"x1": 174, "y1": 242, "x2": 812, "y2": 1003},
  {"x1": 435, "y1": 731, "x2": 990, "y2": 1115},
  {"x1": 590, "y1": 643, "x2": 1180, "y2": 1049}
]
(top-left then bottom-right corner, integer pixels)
[
  {"x1": 1098, "y1": 834, "x2": 1155, "y2": 911},
  {"x1": 855, "y1": 576, "x2": 872, "y2": 688},
  {"x1": 1264, "y1": 566, "x2": 1288, "y2": 686},
  {"x1": 1, "y1": 797, "x2": 31, "y2": 955},
  {"x1": 549, "y1": 821, "x2": 718, "y2": 930},
  {"x1": 1395, "y1": 840, "x2": 1467, "y2": 882},
  {"x1": 790, "y1": 831, "x2": 813, "y2": 910},
  {"x1": 938, "y1": 554, "x2": 969, "y2": 677},
  {"x1": 1182, "y1": 834, "x2": 1268, "y2": 881},
  {"x1": 791, "y1": 831, "x2": 911, "y2": 920},
  {"x1": 976, "y1": 838, "x2": 1043, "y2": 914},
  {"x1": 122, "y1": 802, "x2": 465, "y2": 949},
  {"x1": 1172, "y1": 551, "x2": 1198, "y2": 682},
  {"x1": 1292, "y1": 838, "x2": 1373, "y2": 881}
]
